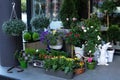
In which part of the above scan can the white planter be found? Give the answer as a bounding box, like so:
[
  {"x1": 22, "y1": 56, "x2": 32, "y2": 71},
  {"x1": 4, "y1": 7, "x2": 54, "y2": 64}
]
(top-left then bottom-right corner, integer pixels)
[
  {"x1": 49, "y1": 45, "x2": 63, "y2": 50},
  {"x1": 49, "y1": 39, "x2": 63, "y2": 50},
  {"x1": 107, "y1": 50, "x2": 115, "y2": 62},
  {"x1": 74, "y1": 45, "x2": 84, "y2": 58}
]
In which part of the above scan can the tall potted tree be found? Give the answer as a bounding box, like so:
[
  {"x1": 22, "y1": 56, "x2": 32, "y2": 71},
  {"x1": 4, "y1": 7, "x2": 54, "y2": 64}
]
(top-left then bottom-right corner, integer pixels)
[{"x1": 59, "y1": 0, "x2": 78, "y2": 29}]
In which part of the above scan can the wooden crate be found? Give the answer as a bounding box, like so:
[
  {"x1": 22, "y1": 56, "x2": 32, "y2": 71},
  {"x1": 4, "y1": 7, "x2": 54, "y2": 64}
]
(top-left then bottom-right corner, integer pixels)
[{"x1": 24, "y1": 40, "x2": 47, "y2": 49}]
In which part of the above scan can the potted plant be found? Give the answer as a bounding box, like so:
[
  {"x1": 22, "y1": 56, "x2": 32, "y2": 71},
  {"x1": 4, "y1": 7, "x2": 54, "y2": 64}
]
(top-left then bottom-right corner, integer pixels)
[
  {"x1": 30, "y1": 15, "x2": 50, "y2": 30},
  {"x1": 65, "y1": 23, "x2": 86, "y2": 57},
  {"x1": 2, "y1": 19, "x2": 26, "y2": 36},
  {"x1": 44, "y1": 56, "x2": 75, "y2": 79},
  {"x1": 59, "y1": 0, "x2": 78, "y2": 29},
  {"x1": 84, "y1": 14, "x2": 101, "y2": 56},
  {"x1": 37, "y1": 49, "x2": 48, "y2": 60},
  {"x1": 49, "y1": 49, "x2": 68, "y2": 57},
  {"x1": 40, "y1": 30, "x2": 63, "y2": 50},
  {"x1": 107, "y1": 25, "x2": 120, "y2": 43},
  {"x1": 100, "y1": 0, "x2": 116, "y2": 14},
  {"x1": 23, "y1": 31, "x2": 32, "y2": 41},
  {"x1": 74, "y1": 58, "x2": 85, "y2": 74},
  {"x1": 23, "y1": 31, "x2": 39, "y2": 42},
  {"x1": 86, "y1": 57, "x2": 96, "y2": 70},
  {"x1": 15, "y1": 50, "x2": 30, "y2": 69}
]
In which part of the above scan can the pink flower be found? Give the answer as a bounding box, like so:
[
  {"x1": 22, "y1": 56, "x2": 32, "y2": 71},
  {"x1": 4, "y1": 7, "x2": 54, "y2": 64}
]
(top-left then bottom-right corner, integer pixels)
[
  {"x1": 81, "y1": 26, "x2": 85, "y2": 30},
  {"x1": 72, "y1": 17, "x2": 77, "y2": 21},
  {"x1": 87, "y1": 57, "x2": 93, "y2": 63}
]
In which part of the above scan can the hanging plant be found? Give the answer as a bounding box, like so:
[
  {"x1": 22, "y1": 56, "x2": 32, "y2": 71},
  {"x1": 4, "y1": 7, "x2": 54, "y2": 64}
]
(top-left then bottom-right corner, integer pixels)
[
  {"x1": 30, "y1": 15, "x2": 50, "y2": 30},
  {"x1": 2, "y1": 19, "x2": 26, "y2": 36}
]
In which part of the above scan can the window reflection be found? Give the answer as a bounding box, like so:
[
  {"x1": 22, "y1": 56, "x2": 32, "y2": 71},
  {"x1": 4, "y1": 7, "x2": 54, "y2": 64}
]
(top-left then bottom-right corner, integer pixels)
[{"x1": 32, "y1": 0, "x2": 62, "y2": 20}]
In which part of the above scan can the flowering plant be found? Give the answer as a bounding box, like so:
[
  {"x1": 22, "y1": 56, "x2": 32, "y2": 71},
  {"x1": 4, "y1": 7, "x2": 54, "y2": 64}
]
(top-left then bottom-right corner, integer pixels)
[
  {"x1": 44, "y1": 56, "x2": 75, "y2": 73},
  {"x1": 40, "y1": 30, "x2": 63, "y2": 45},
  {"x1": 74, "y1": 58, "x2": 85, "y2": 69},
  {"x1": 65, "y1": 23, "x2": 86, "y2": 47},
  {"x1": 87, "y1": 57, "x2": 93, "y2": 63},
  {"x1": 84, "y1": 14, "x2": 101, "y2": 55}
]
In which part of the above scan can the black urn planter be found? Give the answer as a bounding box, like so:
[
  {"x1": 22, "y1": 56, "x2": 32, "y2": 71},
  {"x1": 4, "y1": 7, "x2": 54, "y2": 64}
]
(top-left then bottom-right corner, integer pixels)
[{"x1": 45, "y1": 69, "x2": 74, "y2": 79}]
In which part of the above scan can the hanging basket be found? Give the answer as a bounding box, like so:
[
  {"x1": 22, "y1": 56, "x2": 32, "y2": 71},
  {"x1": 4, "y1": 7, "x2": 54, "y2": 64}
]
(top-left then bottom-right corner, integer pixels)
[
  {"x1": 2, "y1": 2, "x2": 26, "y2": 36},
  {"x1": 2, "y1": 19, "x2": 26, "y2": 36}
]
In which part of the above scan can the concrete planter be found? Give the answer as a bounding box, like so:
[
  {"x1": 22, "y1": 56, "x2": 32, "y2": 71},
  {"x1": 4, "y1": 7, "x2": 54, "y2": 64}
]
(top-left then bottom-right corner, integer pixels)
[{"x1": 45, "y1": 69, "x2": 74, "y2": 79}]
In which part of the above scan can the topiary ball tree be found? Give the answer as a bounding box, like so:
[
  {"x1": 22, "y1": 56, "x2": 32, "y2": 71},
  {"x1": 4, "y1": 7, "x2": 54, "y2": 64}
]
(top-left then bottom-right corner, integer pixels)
[
  {"x1": 32, "y1": 32, "x2": 39, "y2": 41},
  {"x1": 23, "y1": 32, "x2": 32, "y2": 41}
]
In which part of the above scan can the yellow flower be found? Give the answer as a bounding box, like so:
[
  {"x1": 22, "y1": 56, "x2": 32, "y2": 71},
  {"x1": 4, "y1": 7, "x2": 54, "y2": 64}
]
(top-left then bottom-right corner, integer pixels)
[
  {"x1": 66, "y1": 58, "x2": 74, "y2": 61},
  {"x1": 52, "y1": 30, "x2": 57, "y2": 35},
  {"x1": 60, "y1": 56, "x2": 66, "y2": 59},
  {"x1": 74, "y1": 58, "x2": 79, "y2": 61},
  {"x1": 80, "y1": 61, "x2": 84, "y2": 67}
]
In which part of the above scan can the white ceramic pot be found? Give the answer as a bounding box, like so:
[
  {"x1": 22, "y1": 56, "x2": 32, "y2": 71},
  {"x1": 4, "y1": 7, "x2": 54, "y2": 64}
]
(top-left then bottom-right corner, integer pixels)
[
  {"x1": 74, "y1": 45, "x2": 84, "y2": 58},
  {"x1": 49, "y1": 39, "x2": 63, "y2": 50},
  {"x1": 107, "y1": 50, "x2": 115, "y2": 62}
]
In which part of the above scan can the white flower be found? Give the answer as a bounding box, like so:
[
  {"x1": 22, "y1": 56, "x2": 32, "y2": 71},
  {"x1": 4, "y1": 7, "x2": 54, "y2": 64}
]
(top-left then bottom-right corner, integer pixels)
[
  {"x1": 72, "y1": 17, "x2": 77, "y2": 21},
  {"x1": 66, "y1": 18, "x2": 69, "y2": 21},
  {"x1": 90, "y1": 26, "x2": 94, "y2": 28},
  {"x1": 87, "y1": 27, "x2": 89, "y2": 30},
  {"x1": 36, "y1": 49, "x2": 38, "y2": 52},
  {"x1": 97, "y1": 35, "x2": 101, "y2": 40},
  {"x1": 25, "y1": 57, "x2": 28, "y2": 60},
  {"x1": 89, "y1": 50, "x2": 92, "y2": 53},
  {"x1": 84, "y1": 30, "x2": 87, "y2": 32},
  {"x1": 95, "y1": 29, "x2": 98, "y2": 32},
  {"x1": 23, "y1": 53, "x2": 26, "y2": 56}
]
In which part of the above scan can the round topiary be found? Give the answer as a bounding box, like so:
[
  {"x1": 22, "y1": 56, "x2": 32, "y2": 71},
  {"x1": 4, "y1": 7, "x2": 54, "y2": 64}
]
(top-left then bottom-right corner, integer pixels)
[
  {"x1": 32, "y1": 32, "x2": 39, "y2": 41},
  {"x1": 30, "y1": 15, "x2": 50, "y2": 30},
  {"x1": 23, "y1": 32, "x2": 32, "y2": 41},
  {"x1": 2, "y1": 19, "x2": 26, "y2": 36}
]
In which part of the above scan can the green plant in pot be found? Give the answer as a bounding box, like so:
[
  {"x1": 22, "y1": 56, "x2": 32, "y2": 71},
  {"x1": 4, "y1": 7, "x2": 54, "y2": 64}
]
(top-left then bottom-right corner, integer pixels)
[
  {"x1": 107, "y1": 25, "x2": 120, "y2": 43},
  {"x1": 44, "y1": 56, "x2": 75, "y2": 74},
  {"x1": 83, "y1": 15, "x2": 101, "y2": 69},
  {"x1": 100, "y1": 0, "x2": 116, "y2": 14},
  {"x1": 15, "y1": 50, "x2": 28, "y2": 69},
  {"x1": 74, "y1": 58, "x2": 85, "y2": 74},
  {"x1": 86, "y1": 57, "x2": 96, "y2": 70},
  {"x1": 37, "y1": 49, "x2": 48, "y2": 60},
  {"x1": 2, "y1": 19, "x2": 26, "y2": 36},
  {"x1": 23, "y1": 31, "x2": 39, "y2": 42},
  {"x1": 30, "y1": 15, "x2": 50, "y2": 30},
  {"x1": 84, "y1": 14, "x2": 101, "y2": 55},
  {"x1": 23, "y1": 31, "x2": 32, "y2": 41},
  {"x1": 40, "y1": 30, "x2": 63, "y2": 50},
  {"x1": 32, "y1": 32, "x2": 39, "y2": 41}
]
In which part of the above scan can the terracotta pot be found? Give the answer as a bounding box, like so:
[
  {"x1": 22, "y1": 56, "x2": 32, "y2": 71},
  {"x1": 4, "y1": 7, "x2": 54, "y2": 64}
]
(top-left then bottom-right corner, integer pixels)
[{"x1": 74, "y1": 68, "x2": 85, "y2": 75}]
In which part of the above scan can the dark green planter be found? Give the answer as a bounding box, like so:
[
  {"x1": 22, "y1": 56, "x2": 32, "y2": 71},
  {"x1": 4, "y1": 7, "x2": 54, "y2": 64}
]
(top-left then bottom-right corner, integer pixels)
[
  {"x1": 87, "y1": 61, "x2": 96, "y2": 70},
  {"x1": 45, "y1": 69, "x2": 74, "y2": 79},
  {"x1": 19, "y1": 61, "x2": 27, "y2": 69}
]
